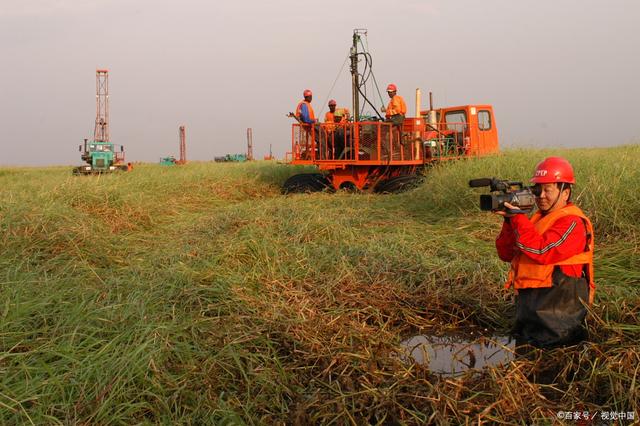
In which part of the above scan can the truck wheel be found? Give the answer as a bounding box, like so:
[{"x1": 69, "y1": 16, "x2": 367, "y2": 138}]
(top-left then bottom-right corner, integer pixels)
[
  {"x1": 338, "y1": 181, "x2": 359, "y2": 192},
  {"x1": 282, "y1": 173, "x2": 333, "y2": 194},
  {"x1": 374, "y1": 174, "x2": 423, "y2": 194}
]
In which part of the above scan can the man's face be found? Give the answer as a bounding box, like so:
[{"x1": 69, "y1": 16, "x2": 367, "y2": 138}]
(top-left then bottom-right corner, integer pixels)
[
  {"x1": 387, "y1": 91, "x2": 395, "y2": 99},
  {"x1": 329, "y1": 105, "x2": 336, "y2": 112},
  {"x1": 534, "y1": 183, "x2": 569, "y2": 212},
  {"x1": 305, "y1": 95, "x2": 312, "y2": 102}
]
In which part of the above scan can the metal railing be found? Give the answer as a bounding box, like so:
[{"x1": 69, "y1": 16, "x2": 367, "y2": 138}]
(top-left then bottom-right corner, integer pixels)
[{"x1": 292, "y1": 121, "x2": 471, "y2": 163}]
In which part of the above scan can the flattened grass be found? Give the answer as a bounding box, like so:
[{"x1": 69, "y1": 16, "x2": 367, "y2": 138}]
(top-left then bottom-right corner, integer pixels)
[{"x1": 1, "y1": 146, "x2": 638, "y2": 424}]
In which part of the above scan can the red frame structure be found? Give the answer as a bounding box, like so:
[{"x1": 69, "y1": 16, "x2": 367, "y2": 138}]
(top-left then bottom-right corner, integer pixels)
[{"x1": 289, "y1": 104, "x2": 499, "y2": 190}]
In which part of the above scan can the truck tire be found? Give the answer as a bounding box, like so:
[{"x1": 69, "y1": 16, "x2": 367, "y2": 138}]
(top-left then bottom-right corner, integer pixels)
[
  {"x1": 374, "y1": 174, "x2": 423, "y2": 194},
  {"x1": 282, "y1": 173, "x2": 333, "y2": 194}
]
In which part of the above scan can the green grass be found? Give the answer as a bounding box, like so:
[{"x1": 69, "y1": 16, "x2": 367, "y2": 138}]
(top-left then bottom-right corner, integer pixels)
[{"x1": 1, "y1": 146, "x2": 639, "y2": 424}]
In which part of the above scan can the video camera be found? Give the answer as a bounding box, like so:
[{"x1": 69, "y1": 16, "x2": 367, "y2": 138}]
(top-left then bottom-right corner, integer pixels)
[{"x1": 468, "y1": 178, "x2": 540, "y2": 213}]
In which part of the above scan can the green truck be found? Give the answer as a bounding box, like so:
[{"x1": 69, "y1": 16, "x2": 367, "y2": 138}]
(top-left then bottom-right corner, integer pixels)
[
  {"x1": 73, "y1": 139, "x2": 129, "y2": 175},
  {"x1": 160, "y1": 156, "x2": 178, "y2": 166},
  {"x1": 214, "y1": 154, "x2": 247, "y2": 162}
]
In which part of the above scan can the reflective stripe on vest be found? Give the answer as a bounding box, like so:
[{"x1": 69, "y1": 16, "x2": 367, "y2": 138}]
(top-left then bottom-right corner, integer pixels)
[
  {"x1": 296, "y1": 101, "x2": 315, "y2": 121},
  {"x1": 504, "y1": 204, "x2": 595, "y2": 293}
]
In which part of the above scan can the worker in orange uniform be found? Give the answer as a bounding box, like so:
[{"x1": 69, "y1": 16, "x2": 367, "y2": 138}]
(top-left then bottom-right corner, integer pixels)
[
  {"x1": 494, "y1": 157, "x2": 594, "y2": 348},
  {"x1": 324, "y1": 100, "x2": 349, "y2": 124},
  {"x1": 382, "y1": 83, "x2": 406, "y2": 126},
  {"x1": 294, "y1": 89, "x2": 318, "y2": 160},
  {"x1": 295, "y1": 89, "x2": 317, "y2": 125},
  {"x1": 323, "y1": 99, "x2": 350, "y2": 159}
]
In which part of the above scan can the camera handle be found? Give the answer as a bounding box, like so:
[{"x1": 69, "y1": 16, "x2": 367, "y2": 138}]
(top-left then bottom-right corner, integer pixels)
[{"x1": 505, "y1": 207, "x2": 531, "y2": 215}]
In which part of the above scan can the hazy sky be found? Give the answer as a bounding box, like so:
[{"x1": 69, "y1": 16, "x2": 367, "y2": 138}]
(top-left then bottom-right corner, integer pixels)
[{"x1": 1, "y1": 0, "x2": 639, "y2": 166}]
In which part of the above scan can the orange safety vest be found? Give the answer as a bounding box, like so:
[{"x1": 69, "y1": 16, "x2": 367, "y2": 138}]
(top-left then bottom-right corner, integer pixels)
[
  {"x1": 505, "y1": 204, "x2": 595, "y2": 296},
  {"x1": 295, "y1": 100, "x2": 315, "y2": 121},
  {"x1": 324, "y1": 111, "x2": 336, "y2": 123},
  {"x1": 385, "y1": 95, "x2": 407, "y2": 118},
  {"x1": 325, "y1": 108, "x2": 349, "y2": 124}
]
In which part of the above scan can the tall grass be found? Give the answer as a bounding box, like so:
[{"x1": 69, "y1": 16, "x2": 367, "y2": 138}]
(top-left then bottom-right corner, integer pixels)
[{"x1": 1, "y1": 146, "x2": 638, "y2": 424}]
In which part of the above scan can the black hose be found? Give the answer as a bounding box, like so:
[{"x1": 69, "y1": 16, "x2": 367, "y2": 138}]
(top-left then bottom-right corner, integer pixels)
[{"x1": 354, "y1": 52, "x2": 383, "y2": 120}]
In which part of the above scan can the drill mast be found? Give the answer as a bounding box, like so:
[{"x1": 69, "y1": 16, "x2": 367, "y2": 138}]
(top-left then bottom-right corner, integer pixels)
[
  {"x1": 179, "y1": 125, "x2": 186, "y2": 163},
  {"x1": 350, "y1": 30, "x2": 365, "y2": 123},
  {"x1": 246, "y1": 128, "x2": 254, "y2": 161},
  {"x1": 94, "y1": 70, "x2": 110, "y2": 143}
]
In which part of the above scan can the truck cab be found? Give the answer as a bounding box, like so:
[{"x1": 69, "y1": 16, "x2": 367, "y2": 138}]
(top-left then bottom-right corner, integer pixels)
[
  {"x1": 74, "y1": 140, "x2": 128, "y2": 174},
  {"x1": 420, "y1": 105, "x2": 499, "y2": 157}
]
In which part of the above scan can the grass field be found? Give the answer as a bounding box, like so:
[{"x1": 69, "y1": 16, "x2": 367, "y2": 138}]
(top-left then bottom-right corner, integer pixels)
[{"x1": 1, "y1": 145, "x2": 638, "y2": 424}]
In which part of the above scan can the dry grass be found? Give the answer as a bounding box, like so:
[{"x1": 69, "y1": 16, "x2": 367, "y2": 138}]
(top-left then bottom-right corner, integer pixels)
[{"x1": 0, "y1": 147, "x2": 638, "y2": 424}]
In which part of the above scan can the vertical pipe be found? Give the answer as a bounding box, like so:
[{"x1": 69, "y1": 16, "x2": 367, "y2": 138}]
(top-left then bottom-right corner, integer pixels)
[
  {"x1": 179, "y1": 125, "x2": 186, "y2": 163},
  {"x1": 350, "y1": 31, "x2": 360, "y2": 123},
  {"x1": 246, "y1": 128, "x2": 253, "y2": 161},
  {"x1": 428, "y1": 91, "x2": 437, "y2": 129},
  {"x1": 414, "y1": 88, "x2": 421, "y2": 160}
]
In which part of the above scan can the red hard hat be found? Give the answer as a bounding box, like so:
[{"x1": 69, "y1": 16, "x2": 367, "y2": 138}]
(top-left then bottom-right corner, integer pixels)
[
  {"x1": 303, "y1": 89, "x2": 312, "y2": 97},
  {"x1": 386, "y1": 83, "x2": 397, "y2": 92},
  {"x1": 328, "y1": 99, "x2": 337, "y2": 106},
  {"x1": 530, "y1": 156, "x2": 576, "y2": 184}
]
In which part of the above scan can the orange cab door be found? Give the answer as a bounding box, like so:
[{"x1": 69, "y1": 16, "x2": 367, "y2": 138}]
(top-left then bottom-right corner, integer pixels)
[
  {"x1": 475, "y1": 106, "x2": 498, "y2": 155},
  {"x1": 467, "y1": 106, "x2": 480, "y2": 155}
]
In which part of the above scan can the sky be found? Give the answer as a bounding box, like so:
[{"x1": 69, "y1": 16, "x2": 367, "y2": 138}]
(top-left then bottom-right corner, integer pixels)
[{"x1": 0, "y1": 0, "x2": 639, "y2": 166}]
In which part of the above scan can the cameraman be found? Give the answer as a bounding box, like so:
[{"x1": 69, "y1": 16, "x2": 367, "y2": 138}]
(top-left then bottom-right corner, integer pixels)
[{"x1": 494, "y1": 157, "x2": 594, "y2": 348}]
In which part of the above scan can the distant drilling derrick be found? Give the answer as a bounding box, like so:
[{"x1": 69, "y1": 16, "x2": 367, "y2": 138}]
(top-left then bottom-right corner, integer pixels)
[
  {"x1": 264, "y1": 144, "x2": 274, "y2": 160},
  {"x1": 94, "y1": 70, "x2": 110, "y2": 143},
  {"x1": 247, "y1": 128, "x2": 254, "y2": 161},
  {"x1": 179, "y1": 125, "x2": 186, "y2": 164}
]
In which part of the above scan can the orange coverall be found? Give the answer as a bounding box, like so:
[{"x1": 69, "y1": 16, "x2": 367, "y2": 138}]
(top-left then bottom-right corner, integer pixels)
[{"x1": 385, "y1": 95, "x2": 407, "y2": 119}]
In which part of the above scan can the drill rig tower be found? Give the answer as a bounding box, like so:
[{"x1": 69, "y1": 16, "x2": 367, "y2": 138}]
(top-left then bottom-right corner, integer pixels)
[
  {"x1": 160, "y1": 125, "x2": 187, "y2": 165},
  {"x1": 179, "y1": 125, "x2": 186, "y2": 164},
  {"x1": 73, "y1": 69, "x2": 128, "y2": 174},
  {"x1": 246, "y1": 128, "x2": 254, "y2": 161},
  {"x1": 94, "y1": 70, "x2": 110, "y2": 143}
]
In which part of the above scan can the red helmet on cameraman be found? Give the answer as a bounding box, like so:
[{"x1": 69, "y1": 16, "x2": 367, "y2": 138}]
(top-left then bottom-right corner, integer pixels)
[
  {"x1": 386, "y1": 83, "x2": 397, "y2": 92},
  {"x1": 328, "y1": 99, "x2": 337, "y2": 106},
  {"x1": 303, "y1": 89, "x2": 312, "y2": 97},
  {"x1": 530, "y1": 156, "x2": 576, "y2": 184}
]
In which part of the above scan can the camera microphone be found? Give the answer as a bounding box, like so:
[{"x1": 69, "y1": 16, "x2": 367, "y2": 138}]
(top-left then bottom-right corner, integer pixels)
[{"x1": 468, "y1": 178, "x2": 493, "y2": 188}]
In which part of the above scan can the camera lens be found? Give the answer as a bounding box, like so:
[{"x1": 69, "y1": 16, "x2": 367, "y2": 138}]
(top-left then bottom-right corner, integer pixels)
[
  {"x1": 531, "y1": 185, "x2": 542, "y2": 197},
  {"x1": 480, "y1": 194, "x2": 497, "y2": 211}
]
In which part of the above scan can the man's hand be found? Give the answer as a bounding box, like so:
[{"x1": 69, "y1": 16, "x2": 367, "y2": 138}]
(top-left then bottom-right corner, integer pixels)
[{"x1": 493, "y1": 202, "x2": 519, "y2": 218}]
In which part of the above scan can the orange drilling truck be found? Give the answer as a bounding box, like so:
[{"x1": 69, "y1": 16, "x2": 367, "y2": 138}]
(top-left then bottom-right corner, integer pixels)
[{"x1": 283, "y1": 30, "x2": 498, "y2": 193}]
